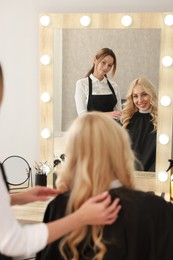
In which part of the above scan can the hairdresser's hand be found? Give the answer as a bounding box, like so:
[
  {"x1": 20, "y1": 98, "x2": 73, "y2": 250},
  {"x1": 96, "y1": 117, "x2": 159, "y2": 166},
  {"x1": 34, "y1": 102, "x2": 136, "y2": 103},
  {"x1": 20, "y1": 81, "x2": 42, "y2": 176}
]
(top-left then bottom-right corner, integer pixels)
[
  {"x1": 106, "y1": 110, "x2": 122, "y2": 120},
  {"x1": 79, "y1": 191, "x2": 121, "y2": 226},
  {"x1": 11, "y1": 186, "x2": 61, "y2": 205}
]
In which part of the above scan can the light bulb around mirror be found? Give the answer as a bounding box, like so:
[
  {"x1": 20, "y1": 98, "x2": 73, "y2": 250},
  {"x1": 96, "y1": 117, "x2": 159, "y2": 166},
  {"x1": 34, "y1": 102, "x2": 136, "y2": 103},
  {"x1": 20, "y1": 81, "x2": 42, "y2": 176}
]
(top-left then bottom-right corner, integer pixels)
[
  {"x1": 158, "y1": 171, "x2": 168, "y2": 182},
  {"x1": 164, "y1": 14, "x2": 173, "y2": 26},
  {"x1": 159, "y1": 134, "x2": 169, "y2": 145},
  {"x1": 40, "y1": 55, "x2": 51, "y2": 65},
  {"x1": 41, "y1": 92, "x2": 51, "y2": 103},
  {"x1": 40, "y1": 15, "x2": 51, "y2": 26},
  {"x1": 80, "y1": 16, "x2": 91, "y2": 27},
  {"x1": 121, "y1": 15, "x2": 132, "y2": 27},
  {"x1": 160, "y1": 95, "x2": 172, "y2": 107},
  {"x1": 162, "y1": 56, "x2": 173, "y2": 67},
  {"x1": 41, "y1": 128, "x2": 52, "y2": 139}
]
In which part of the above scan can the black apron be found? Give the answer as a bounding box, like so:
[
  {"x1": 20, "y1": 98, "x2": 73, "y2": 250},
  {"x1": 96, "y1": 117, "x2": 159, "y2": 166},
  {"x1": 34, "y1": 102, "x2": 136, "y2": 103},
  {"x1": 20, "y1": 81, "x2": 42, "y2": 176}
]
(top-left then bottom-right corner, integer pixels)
[
  {"x1": 87, "y1": 77, "x2": 117, "y2": 112},
  {"x1": 0, "y1": 163, "x2": 13, "y2": 260}
]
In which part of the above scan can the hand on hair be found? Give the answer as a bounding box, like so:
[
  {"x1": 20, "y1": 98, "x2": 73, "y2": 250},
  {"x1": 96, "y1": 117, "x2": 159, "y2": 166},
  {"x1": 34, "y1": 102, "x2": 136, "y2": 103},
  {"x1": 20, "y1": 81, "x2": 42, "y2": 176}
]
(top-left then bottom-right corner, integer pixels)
[
  {"x1": 78, "y1": 191, "x2": 121, "y2": 226},
  {"x1": 106, "y1": 110, "x2": 122, "y2": 120}
]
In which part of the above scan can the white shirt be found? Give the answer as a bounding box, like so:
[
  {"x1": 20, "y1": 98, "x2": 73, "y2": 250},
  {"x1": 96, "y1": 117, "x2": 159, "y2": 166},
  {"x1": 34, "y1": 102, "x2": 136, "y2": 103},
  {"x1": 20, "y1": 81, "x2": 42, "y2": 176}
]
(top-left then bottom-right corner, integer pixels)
[
  {"x1": 75, "y1": 74, "x2": 122, "y2": 115},
  {"x1": 0, "y1": 173, "x2": 48, "y2": 258},
  {"x1": 109, "y1": 179, "x2": 123, "y2": 190}
]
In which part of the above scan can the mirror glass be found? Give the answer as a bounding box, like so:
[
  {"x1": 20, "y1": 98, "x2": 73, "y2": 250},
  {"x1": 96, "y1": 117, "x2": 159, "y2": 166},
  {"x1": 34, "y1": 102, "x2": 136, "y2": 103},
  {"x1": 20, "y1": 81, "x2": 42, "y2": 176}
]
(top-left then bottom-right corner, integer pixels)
[
  {"x1": 40, "y1": 13, "x2": 173, "y2": 184},
  {"x1": 54, "y1": 28, "x2": 160, "y2": 133}
]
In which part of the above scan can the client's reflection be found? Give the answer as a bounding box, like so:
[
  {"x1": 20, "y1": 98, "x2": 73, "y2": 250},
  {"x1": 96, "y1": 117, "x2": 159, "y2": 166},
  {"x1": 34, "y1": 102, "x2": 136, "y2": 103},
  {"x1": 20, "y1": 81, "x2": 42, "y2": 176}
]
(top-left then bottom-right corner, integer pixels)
[{"x1": 122, "y1": 78, "x2": 157, "y2": 172}]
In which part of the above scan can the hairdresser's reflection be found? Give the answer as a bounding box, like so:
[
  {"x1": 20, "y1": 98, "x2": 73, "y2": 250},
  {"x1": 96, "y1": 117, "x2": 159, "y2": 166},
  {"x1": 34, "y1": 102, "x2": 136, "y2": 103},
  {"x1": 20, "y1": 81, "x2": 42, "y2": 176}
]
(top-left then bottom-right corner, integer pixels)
[{"x1": 75, "y1": 48, "x2": 122, "y2": 120}]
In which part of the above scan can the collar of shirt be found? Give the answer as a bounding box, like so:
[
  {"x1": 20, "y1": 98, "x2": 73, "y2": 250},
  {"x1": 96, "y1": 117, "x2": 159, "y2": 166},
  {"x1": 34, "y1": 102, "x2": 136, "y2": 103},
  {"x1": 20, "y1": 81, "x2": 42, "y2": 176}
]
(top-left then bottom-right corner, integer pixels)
[
  {"x1": 90, "y1": 74, "x2": 108, "y2": 84},
  {"x1": 139, "y1": 107, "x2": 152, "y2": 114},
  {"x1": 109, "y1": 179, "x2": 123, "y2": 190}
]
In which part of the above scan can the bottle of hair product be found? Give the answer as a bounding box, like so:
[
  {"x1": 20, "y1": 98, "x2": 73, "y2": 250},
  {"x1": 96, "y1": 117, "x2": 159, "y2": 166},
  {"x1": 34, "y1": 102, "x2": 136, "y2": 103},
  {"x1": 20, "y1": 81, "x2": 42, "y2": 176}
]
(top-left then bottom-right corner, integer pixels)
[
  {"x1": 171, "y1": 174, "x2": 173, "y2": 201},
  {"x1": 166, "y1": 159, "x2": 173, "y2": 201}
]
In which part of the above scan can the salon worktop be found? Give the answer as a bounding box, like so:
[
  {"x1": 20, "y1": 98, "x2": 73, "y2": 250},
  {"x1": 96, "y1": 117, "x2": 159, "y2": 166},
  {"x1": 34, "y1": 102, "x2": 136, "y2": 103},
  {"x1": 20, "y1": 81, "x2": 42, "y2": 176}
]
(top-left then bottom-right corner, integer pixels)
[
  {"x1": 12, "y1": 178, "x2": 171, "y2": 224},
  {"x1": 12, "y1": 198, "x2": 52, "y2": 224}
]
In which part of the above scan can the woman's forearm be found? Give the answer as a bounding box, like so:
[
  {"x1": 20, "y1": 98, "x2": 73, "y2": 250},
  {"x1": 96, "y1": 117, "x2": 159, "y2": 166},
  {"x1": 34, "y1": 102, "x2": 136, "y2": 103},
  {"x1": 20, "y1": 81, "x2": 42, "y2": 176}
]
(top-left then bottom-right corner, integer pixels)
[
  {"x1": 10, "y1": 193, "x2": 23, "y2": 205},
  {"x1": 47, "y1": 211, "x2": 84, "y2": 244},
  {"x1": 10, "y1": 186, "x2": 60, "y2": 205}
]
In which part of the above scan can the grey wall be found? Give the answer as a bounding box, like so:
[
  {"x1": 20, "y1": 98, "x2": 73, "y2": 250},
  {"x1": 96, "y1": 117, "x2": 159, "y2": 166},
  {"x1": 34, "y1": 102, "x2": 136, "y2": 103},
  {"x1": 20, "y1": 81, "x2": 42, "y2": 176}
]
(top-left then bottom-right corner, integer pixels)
[{"x1": 0, "y1": 0, "x2": 172, "y2": 175}]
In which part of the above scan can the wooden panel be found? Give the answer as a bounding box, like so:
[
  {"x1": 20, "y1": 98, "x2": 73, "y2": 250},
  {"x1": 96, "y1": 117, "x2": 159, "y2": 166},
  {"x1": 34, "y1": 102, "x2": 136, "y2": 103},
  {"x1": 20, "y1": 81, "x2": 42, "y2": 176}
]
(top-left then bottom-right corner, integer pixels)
[{"x1": 40, "y1": 13, "x2": 173, "y2": 188}]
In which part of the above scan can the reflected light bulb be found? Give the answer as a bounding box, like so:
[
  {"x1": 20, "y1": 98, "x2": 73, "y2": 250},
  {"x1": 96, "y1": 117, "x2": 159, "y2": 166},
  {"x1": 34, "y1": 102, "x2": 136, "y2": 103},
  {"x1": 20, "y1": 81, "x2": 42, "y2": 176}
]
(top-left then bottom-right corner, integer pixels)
[
  {"x1": 41, "y1": 128, "x2": 51, "y2": 139},
  {"x1": 40, "y1": 15, "x2": 50, "y2": 26},
  {"x1": 121, "y1": 15, "x2": 132, "y2": 27},
  {"x1": 41, "y1": 92, "x2": 51, "y2": 103},
  {"x1": 158, "y1": 171, "x2": 168, "y2": 182},
  {"x1": 162, "y1": 56, "x2": 173, "y2": 67},
  {"x1": 159, "y1": 134, "x2": 169, "y2": 145},
  {"x1": 80, "y1": 16, "x2": 91, "y2": 27},
  {"x1": 164, "y1": 15, "x2": 173, "y2": 26},
  {"x1": 160, "y1": 96, "x2": 171, "y2": 107},
  {"x1": 40, "y1": 55, "x2": 51, "y2": 65}
]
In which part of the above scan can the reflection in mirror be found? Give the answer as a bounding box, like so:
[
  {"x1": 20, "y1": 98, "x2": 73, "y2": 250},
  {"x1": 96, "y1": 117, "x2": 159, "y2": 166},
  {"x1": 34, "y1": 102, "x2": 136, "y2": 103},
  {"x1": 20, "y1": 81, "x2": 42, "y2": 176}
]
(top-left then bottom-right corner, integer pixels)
[
  {"x1": 54, "y1": 28, "x2": 160, "y2": 133},
  {"x1": 40, "y1": 13, "x2": 173, "y2": 192}
]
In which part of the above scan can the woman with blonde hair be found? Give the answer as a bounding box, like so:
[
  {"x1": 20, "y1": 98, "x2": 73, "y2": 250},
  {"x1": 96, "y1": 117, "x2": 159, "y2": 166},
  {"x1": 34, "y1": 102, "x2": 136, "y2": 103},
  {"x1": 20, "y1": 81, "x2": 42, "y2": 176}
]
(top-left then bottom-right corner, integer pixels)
[
  {"x1": 36, "y1": 112, "x2": 173, "y2": 260},
  {"x1": 122, "y1": 77, "x2": 158, "y2": 171}
]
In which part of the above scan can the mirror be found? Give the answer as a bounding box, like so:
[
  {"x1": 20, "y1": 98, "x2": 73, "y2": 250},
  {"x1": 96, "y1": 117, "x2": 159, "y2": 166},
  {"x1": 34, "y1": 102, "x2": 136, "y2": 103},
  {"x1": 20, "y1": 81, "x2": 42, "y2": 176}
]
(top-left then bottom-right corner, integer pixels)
[
  {"x1": 40, "y1": 13, "x2": 173, "y2": 191},
  {"x1": 54, "y1": 28, "x2": 161, "y2": 133}
]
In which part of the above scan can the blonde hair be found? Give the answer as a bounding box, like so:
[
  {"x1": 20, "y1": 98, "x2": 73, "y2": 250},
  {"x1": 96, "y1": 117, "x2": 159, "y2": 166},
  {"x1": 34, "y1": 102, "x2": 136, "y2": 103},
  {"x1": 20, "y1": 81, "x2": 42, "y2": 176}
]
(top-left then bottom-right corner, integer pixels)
[
  {"x1": 56, "y1": 112, "x2": 135, "y2": 259},
  {"x1": 86, "y1": 48, "x2": 117, "y2": 78},
  {"x1": 122, "y1": 77, "x2": 158, "y2": 130}
]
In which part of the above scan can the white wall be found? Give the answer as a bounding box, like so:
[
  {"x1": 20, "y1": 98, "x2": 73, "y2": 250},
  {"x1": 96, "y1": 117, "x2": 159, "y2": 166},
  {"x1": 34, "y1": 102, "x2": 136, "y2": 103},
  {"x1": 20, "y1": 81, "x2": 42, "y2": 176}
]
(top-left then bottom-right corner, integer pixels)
[{"x1": 0, "y1": 0, "x2": 173, "y2": 173}]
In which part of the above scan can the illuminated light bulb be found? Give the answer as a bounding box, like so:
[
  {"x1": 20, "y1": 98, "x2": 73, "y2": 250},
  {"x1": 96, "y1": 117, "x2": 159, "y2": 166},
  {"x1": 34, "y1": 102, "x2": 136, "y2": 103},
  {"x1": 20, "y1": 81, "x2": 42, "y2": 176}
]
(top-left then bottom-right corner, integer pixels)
[
  {"x1": 162, "y1": 56, "x2": 173, "y2": 67},
  {"x1": 41, "y1": 92, "x2": 51, "y2": 103},
  {"x1": 40, "y1": 15, "x2": 51, "y2": 26},
  {"x1": 40, "y1": 55, "x2": 51, "y2": 65},
  {"x1": 80, "y1": 16, "x2": 91, "y2": 27},
  {"x1": 160, "y1": 96, "x2": 172, "y2": 107},
  {"x1": 41, "y1": 128, "x2": 51, "y2": 139},
  {"x1": 121, "y1": 15, "x2": 132, "y2": 27},
  {"x1": 158, "y1": 171, "x2": 168, "y2": 182},
  {"x1": 159, "y1": 134, "x2": 169, "y2": 145},
  {"x1": 164, "y1": 14, "x2": 173, "y2": 26}
]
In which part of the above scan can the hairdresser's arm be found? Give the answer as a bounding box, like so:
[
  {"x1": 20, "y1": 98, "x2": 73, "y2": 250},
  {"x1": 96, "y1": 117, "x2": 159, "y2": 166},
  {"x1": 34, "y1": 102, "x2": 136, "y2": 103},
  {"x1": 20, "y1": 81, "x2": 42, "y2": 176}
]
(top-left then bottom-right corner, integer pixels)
[
  {"x1": 0, "y1": 174, "x2": 50, "y2": 258},
  {"x1": 11, "y1": 186, "x2": 60, "y2": 205},
  {"x1": 75, "y1": 80, "x2": 87, "y2": 115},
  {"x1": 47, "y1": 191, "x2": 121, "y2": 244},
  {"x1": 1, "y1": 172, "x2": 121, "y2": 258}
]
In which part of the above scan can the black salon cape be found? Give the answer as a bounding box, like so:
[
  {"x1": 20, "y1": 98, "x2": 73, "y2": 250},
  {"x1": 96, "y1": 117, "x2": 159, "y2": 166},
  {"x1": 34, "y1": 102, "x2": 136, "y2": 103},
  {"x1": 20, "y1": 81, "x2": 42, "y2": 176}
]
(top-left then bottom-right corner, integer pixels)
[
  {"x1": 36, "y1": 188, "x2": 173, "y2": 260},
  {"x1": 127, "y1": 112, "x2": 156, "y2": 171}
]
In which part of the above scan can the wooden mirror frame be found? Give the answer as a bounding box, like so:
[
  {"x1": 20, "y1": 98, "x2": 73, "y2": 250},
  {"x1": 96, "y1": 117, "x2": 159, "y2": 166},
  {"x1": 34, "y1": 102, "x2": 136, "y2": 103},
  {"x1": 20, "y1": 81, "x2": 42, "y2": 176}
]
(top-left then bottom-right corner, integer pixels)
[{"x1": 40, "y1": 13, "x2": 173, "y2": 191}]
